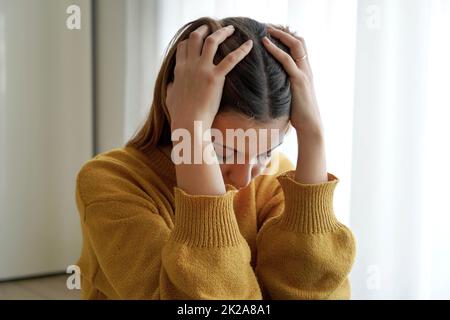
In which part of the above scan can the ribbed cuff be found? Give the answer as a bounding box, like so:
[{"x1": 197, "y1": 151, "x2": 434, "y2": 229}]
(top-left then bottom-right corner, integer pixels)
[
  {"x1": 171, "y1": 187, "x2": 243, "y2": 247},
  {"x1": 277, "y1": 170, "x2": 340, "y2": 234}
]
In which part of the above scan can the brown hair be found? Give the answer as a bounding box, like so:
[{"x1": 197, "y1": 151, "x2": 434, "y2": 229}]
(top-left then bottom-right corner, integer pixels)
[{"x1": 126, "y1": 16, "x2": 296, "y2": 154}]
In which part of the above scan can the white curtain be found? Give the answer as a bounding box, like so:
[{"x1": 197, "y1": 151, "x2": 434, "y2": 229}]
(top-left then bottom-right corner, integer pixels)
[
  {"x1": 350, "y1": 0, "x2": 450, "y2": 299},
  {"x1": 100, "y1": 0, "x2": 450, "y2": 299}
]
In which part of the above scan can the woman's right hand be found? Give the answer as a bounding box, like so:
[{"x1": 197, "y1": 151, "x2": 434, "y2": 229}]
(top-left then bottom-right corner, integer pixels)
[{"x1": 165, "y1": 24, "x2": 253, "y2": 131}]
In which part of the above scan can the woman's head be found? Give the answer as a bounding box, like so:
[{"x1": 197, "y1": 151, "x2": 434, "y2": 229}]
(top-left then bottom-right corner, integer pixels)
[{"x1": 126, "y1": 16, "x2": 297, "y2": 187}]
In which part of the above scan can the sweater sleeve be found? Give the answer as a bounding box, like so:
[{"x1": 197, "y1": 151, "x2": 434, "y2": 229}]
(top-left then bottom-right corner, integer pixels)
[
  {"x1": 160, "y1": 187, "x2": 262, "y2": 299},
  {"x1": 76, "y1": 161, "x2": 262, "y2": 299},
  {"x1": 255, "y1": 170, "x2": 356, "y2": 300}
]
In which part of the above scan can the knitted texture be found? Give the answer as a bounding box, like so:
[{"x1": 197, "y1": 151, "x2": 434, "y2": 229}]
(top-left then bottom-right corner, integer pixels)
[{"x1": 75, "y1": 146, "x2": 356, "y2": 299}]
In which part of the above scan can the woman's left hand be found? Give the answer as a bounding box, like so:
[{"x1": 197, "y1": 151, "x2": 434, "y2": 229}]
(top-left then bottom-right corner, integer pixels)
[
  {"x1": 262, "y1": 26, "x2": 323, "y2": 138},
  {"x1": 263, "y1": 26, "x2": 328, "y2": 184}
]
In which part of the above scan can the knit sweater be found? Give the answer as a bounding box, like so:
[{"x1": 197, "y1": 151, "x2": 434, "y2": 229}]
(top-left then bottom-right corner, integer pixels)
[{"x1": 75, "y1": 145, "x2": 356, "y2": 300}]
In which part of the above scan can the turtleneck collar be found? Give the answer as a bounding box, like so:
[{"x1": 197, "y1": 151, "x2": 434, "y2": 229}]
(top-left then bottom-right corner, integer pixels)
[{"x1": 125, "y1": 145, "x2": 177, "y2": 185}]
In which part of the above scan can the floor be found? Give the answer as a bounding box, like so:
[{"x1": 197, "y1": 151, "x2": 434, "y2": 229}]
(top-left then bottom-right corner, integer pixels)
[{"x1": 0, "y1": 274, "x2": 81, "y2": 300}]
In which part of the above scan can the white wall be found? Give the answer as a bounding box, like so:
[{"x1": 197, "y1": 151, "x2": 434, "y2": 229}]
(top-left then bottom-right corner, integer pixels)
[
  {"x1": 95, "y1": 0, "x2": 127, "y2": 153},
  {"x1": 0, "y1": 0, "x2": 93, "y2": 280},
  {"x1": 94, "y1": 0, "x2": 160, "y2": 153}
]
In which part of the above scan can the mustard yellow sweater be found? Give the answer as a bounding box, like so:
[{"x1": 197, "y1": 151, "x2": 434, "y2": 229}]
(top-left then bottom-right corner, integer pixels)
[{"x1": 75, "y1": 145, "x2": 356, "y2": 300}]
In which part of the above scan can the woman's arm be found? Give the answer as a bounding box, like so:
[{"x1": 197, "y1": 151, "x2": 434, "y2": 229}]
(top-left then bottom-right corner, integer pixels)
[
  {"x1": 166, "y1": 24, "x2": 253, "y2": 196},
  {"x1": 254, "y1": 26, "x2": 356, "y2": 299},
  {"x1": 152, "y1": 24, "x2": 263, "y2": 299},
  {"x1": 172, "y1": 121, "x2": 226, "y2": 195},
  {"x1": 295, "y1": 129, "x2": 328, "y2": 183},
  {"x1": 263, "y1": 25, "x2": 328, "y2": 184},
  {"x1": 255, "y1": 169, "x2": 355, "y2": 299}
]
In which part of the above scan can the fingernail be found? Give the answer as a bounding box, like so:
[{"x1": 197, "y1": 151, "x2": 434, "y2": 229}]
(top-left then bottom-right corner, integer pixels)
[
  {"x1": 245, "y1": 39, "x2": 253, "y2": 46},
  {"x1": 263, "y1": 36, "x2": 270, "y2": 44},
  {"x1": 226, "y1": 25, "x2": 235, "y2": 29}
]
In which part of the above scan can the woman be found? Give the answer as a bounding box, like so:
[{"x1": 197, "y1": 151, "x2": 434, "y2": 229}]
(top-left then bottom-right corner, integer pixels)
[{"x1": 75, "y1": 16, "x2": 356, "y2": 300}]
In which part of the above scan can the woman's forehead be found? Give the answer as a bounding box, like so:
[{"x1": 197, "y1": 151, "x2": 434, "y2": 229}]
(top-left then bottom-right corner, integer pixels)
[
  {"x1": 212, "y1": 111, "x2": 289, "y2": 131},
  {"x1": 211, "y1": 112, "x2": 289, "y2": 154}
]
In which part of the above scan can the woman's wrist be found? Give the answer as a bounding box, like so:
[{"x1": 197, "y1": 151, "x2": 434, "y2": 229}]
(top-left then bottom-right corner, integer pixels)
[
  {"x1": 293, "y1": 120, "x2": 324, "y2": 141},
  {"x1": 294, "y1": 127, "x2": 328, "y2": 184},
  {"x1": 171, "y1": 120, "x2": 226, "y2": 196}
]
